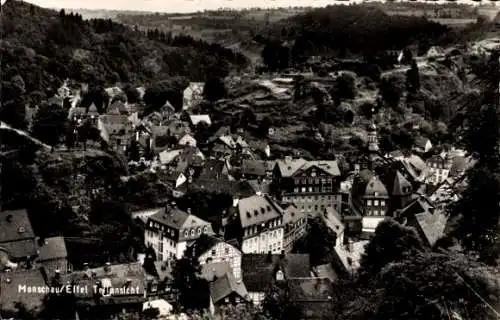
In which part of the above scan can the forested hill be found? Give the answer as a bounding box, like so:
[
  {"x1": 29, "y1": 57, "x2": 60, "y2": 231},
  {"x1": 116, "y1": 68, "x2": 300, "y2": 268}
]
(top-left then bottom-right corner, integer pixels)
[
  {"x1": 0, "y1": 0, "x2": 249, "y2": 94},
  {"x1": 260, "y1": 5, "x2": 452, "y2": 57}
]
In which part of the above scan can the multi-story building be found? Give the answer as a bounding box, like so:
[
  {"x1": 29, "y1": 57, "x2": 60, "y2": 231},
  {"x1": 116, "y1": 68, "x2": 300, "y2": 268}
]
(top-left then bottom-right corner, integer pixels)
[
  {"x1": 144, "y1": 204, "x2": 214, "y2": 260},
  {"x1": 227, "y1": 195, "x2": 284, "y2": 254},
  {"x1": 272, "y1": 157, "x2": 342, "y2": 217},
  {"x1": 426, "y1": 154, "x2": 453, "y2": 186},
  {"x1": 282, "y1": 204, "x2": 307, "y2": 253},
  {"x1": 189, "y1": 235, "x2": 242, "y2": 280}
]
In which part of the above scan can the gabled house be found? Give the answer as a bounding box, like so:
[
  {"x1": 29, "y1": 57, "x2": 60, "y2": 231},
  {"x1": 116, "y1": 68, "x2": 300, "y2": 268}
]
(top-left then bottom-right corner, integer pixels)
[
  {"x1": 197, "y1": 159, "x2": 231, "y2": 181},
  {"x1": 144, "y1": 204, "x2": 214, "y2": 260},
  {"x1": 0, "y1": 209, "x2": 37, "y2": 264},
  {"x1": 273, "y1": 157, "x2": 342, "y2": 217},
  {"x1": 209, "y1": 272, "x2": 249, "y2": 313},
  {"x1": 320, "y1": 207, "x2": 345, "y2": 246},
  {"x1": 178, "y1": 134, "x2": 197, "y2": 147},
  {"x1": 241, "y1": 253, "x2": 310, "y2": 305},
  {"x1": 350, "y1": 170, "x2": 389, "y2": 217},
  {"x1": 413, "y1": 136, "x2": 433, "y2": 154},
  {"x1": 189, "y1": 235, "x2": 242, "y2": 280},
  {"x1": 287, "y1": 277, "x2": 334, "y2": 319},
  {"x1": 36, "y1": 236, "x2": 71, "y2": 275},
  {"x1": 183, "y1": 82, "x2": 205, "y2": 110},
  {"x1": 379, "y1": 169, "x2": 413, "y2": 215},
  {"x1": 98, "y1": 111, "x2": 134, "y2": 152}
]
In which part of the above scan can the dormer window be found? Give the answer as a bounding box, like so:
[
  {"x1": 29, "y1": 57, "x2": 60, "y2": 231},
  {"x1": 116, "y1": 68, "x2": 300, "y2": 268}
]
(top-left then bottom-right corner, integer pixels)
[
  {"x1": 190, "y1": 229, "x2": 195, "y2": 237},
  {"x1": 197, "y1": 227, "x2": 201, "y2": 235},
  {"x1": 267, "y1": 206, "x2": 271, "y2": 212},
  {"x1": 261, "y1": 208, "x2": 265, "y2": 214},
  {"x1": 203, "y1": 226, "x2": 208, "y2": 233},
  {"x1": 276, "y1": 270, "x2": 284, "y2": 281},
  {"x1": 18, "y1": 227, "x2": 25, "y2": 233},
  {"x1": 184, "y1": 230, "x2": 189, "y2": 237},
  {"x1": 246, "y1": 212, "x2": 251, "y2": 218},
  {"x1": 254, "y1": 210, "x2": 258, "y2": 216}
]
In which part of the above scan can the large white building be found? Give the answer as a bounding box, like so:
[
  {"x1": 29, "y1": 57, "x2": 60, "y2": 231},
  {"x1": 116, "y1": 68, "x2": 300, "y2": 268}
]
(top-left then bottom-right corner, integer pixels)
[
  {"x1": 144, "y1": 205, "x2": 214, "y2": 260},
  {"x1": 232, "y1": 195, "x2": 284, "y2": 254}
]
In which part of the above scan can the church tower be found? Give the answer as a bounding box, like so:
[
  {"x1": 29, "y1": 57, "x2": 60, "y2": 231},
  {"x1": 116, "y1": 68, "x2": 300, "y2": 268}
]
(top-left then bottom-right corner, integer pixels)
[{"x1": 367, "y1": 107, "x2": 380, "y2": 167}]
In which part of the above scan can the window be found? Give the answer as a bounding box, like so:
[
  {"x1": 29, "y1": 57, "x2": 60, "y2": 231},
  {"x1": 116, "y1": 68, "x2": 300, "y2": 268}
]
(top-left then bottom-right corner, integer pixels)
[
  {"x1": 190, "y1": 229, "x2": 195, "y2": 236},
  {"x1": 374, "y1": 210, "x2": 379, "y2": 216},
  {"x1": 203, "y1": 226, "x2": 208, "y2": 233},
  {"x1": 374, "y1": 200, "x2": 379, "y2": 206},
  {"x1": 374, "y1": 192, "x2": 379, "y2": 196},
  {"x1": 211, "y1": 249, "x2": 216, "y2": 256},
  {"x1": 367, "y1": 200, "x2": 372, "y2": 206},
  {"x1": 381, "y1": 200, "x2": 385, "y2": 206},
  {"x1": 225, "y1": 247, "x2": 230, "y2": 254},
  {"x1": 184, "y1": 231, "x2": 188, "y2": 237}
]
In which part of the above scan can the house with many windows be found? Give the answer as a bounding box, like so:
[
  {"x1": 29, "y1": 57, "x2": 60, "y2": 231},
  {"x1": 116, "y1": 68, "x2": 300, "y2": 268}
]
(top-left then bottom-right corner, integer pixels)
[
  {"x1": 226, "y1": 195, "x2": 284, "y2": 254},
  {"x1": 144, "y1": 204, "x2": 214, "y2": 260},
  {"x1": 281, "y1": 203, "x2": 307, "y2": 253},
  {"x1": 272, "y1": 157, "x2": 342, "y2": 217}
]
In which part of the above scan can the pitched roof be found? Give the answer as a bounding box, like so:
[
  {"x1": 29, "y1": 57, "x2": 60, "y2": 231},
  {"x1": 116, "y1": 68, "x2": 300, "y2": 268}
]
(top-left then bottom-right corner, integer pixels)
[
  {"x1": 413, "y1": 211, "x2": 448, "y2": 247},
  {"x1": 275, "y1": 158, "x2": 308, "y2": 177},
  {"x1": 190, "y1": 180, "x2": 255, "y2": 198},
  {"x1": 178, "y1": 134, "x2": 197, "y2": 147},
  {"x1": 189, "y1": 115, "x2": 212, "y2": 126},
  {"x1": 0, "y1": 269, "x2": 47, "y2": 313},
  {"x1": 364, "y1": 176, "x2": 389, "y2": 197},
  {"x1": 288, "y1": 277, "x2": 333, "y2": 302},
  {"x1": 362, "y1": 216, "x2": 386, "y2": 233},
  {"x1": 241, "y1": 160, "x2": 276, "y2": 177},
  {"x1": 246, "y1": 179, "x2": 272, "y2": 195},
  {"x1": 149, "y1": 207, "x2": 212, "y2": 237},
  {"x1": 299, "y1": 161, "x2": 341, "y2": 177},
  {"x1": 210, "y1": 273, "x2": 248, "y2": 304},
  {"x1": 201, "y1": 261, "x2": 233, "y2": 282},
  {"x1": 237, "y1": 195, "x2": 282, "y2": 228},
  {"x1": 0, "y1": 209, "x2": 35, "y2": 243},
  {"x1": 321, "y1": 207, "x2": 344, "y2": 235},
  {"x1": 152, "y1": 261, "x2": 173, "y2": 281},
  {"x1": 313, "y1": 264, "x2": 338, "y2": 282},
  {"x1": 197, "y1": 159, "x2": 228, "y2": 180},
  {"x1": 414, "y1": 136, "x2": 431, "y2": 148},
  {"x1": 283, "y1": 203, "x2": 305, "y2": 225},
  {"x1": 158, "y1": 149, "x2": 183, "y2": 165},
  {"x1": 37, "y1": 236, "x2": 68, "y2": 261},
  {"x1": 241, "y1": 254, "x2": 310, "y2": 292}
]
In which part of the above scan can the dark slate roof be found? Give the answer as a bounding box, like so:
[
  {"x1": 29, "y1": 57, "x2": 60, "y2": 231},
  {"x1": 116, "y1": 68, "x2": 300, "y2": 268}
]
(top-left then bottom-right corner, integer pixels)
[
  {"x1": 37, "y1": 236, "x2": 68, "y2": 261},
  {"x1": 237, "y1": 195, "x2": 282, "y2": 228},
  {"x1": 241, "y1": 160, "x2": 275, "y2": 177},
  {"x1": 241, "y1": 254, "x2": 310, "y2": 292},
  {"x1": 210, "y1": 273, "x2": 248, "y2": 304},
  {"x1": 197, "y1": 159, "x2": 228, "y2": 180},
  {"x1": 190, "y1": 180, "x2": 255, "y2": 198},
  {"x1": 413, "y1": 211, "x2": 448, "y2": 247},
  {"x1": 288, "y1": 277, "x2": 333, "y2": 302},
  {"x1": 201, "y1": 262, "x2": 232, "y2": 282},
  {"x1": 0, "y1": 269, "x2": 47, "y2": 314}
]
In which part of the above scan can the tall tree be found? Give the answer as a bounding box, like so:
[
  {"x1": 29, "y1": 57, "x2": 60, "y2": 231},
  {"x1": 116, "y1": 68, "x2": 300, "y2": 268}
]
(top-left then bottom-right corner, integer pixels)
[
  {"x1": 31, "y1": 103, "x2": 68, "y2": 147},
  {"x1": 203, "y1": 76, "x2": 227, "y2": 102},
  {"x1": 171, "y1": 245, "x2": 210, "y2": 311},
  {"x1": 450, "y1": 51, "x2": 500, "y2": 265}
]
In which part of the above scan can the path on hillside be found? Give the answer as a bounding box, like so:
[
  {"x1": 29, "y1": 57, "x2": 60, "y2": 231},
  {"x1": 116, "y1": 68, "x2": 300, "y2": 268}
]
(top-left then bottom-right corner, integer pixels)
[{"x1": 0, "y1": 121, "x2": 52, "y2": 151}]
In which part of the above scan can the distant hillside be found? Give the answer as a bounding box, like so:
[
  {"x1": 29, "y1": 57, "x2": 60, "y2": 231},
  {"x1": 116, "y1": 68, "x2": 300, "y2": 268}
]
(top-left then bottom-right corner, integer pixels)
[{"x1": 0, "y1": 0, "x2": 249, "y2": 96}]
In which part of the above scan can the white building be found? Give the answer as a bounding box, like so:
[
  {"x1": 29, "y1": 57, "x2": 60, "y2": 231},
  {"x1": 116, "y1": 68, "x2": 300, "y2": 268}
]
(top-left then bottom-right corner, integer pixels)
[
  {"x1": 234, "y1": 195, "x2": 284, "y2": 254},
  {"x1": 189, "y1": 235, "x2": 242, "y2": 280},
  {"x1": 144, "y1": 205, "x2": 214, "y2": 260}
]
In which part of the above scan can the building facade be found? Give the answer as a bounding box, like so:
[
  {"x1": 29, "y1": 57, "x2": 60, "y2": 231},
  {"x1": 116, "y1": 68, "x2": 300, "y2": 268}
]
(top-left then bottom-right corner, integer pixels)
[
  {"x1": 144, "y1": 205, "x2": 214, "y2": 260},
  {"x1": 273, "y1": 158, "x2": 342, "y2": 217}
]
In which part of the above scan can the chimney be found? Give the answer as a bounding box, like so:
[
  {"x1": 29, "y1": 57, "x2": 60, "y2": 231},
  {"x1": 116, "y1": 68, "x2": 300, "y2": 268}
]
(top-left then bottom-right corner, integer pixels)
[
  {"x1": 104, "y1": 262, "x2": 111, "y2": 273},
  {"x1": 187, "y1": 208, "x2": 192, "y2": 214}
]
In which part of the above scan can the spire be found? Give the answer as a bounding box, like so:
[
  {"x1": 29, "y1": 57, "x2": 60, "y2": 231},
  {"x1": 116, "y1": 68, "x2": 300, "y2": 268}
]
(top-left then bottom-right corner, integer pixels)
[{"x1": 368, "y1": 107, "x2": 379, "y2": 153}]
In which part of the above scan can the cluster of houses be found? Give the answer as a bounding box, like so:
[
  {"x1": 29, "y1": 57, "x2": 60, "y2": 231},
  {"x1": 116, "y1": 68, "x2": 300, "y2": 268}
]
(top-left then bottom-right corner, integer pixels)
[{"x1": 0, "y1": 78, "x2": 476, "y2": 319}]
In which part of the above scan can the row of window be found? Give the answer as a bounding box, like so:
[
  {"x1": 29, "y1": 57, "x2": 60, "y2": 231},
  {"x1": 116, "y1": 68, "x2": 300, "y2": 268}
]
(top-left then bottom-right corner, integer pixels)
[
  {"x1": 244, "y1": 219, "x2": 283, "y2": 236},
  {"x1": 183, "y1": 226, "x2": 209, "y2": 238},
  {"x1": 366, "y1": 199, "x2": 386, "y2": 207},
  {"x1": 286, "y1": 195, "x2": 337, "y2": 202},
  {"x1": 293, "y1": 178, "x2": 332, "y2": 185},
  {"x1": 211, "y1": 247, "x2": 231, "y2": 256},
  {"x1": 293, "y1": 186, "x2": 332, "y2": 193},
  {"x1": 366, "y1": 209, "x2": 386, "y2": 216}
]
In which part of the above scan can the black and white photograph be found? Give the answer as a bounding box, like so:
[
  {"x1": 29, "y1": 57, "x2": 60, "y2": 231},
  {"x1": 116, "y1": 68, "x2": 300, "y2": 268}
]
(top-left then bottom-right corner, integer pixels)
[{"x1": 0, "y1": 0, "x2": 499, "y2": 318}]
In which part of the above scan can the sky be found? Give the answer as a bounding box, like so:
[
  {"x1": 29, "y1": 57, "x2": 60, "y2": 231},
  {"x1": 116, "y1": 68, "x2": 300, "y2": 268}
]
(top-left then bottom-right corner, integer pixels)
[{"x1": 20, "y1": 0, "x2": 484, "y2": 13}]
